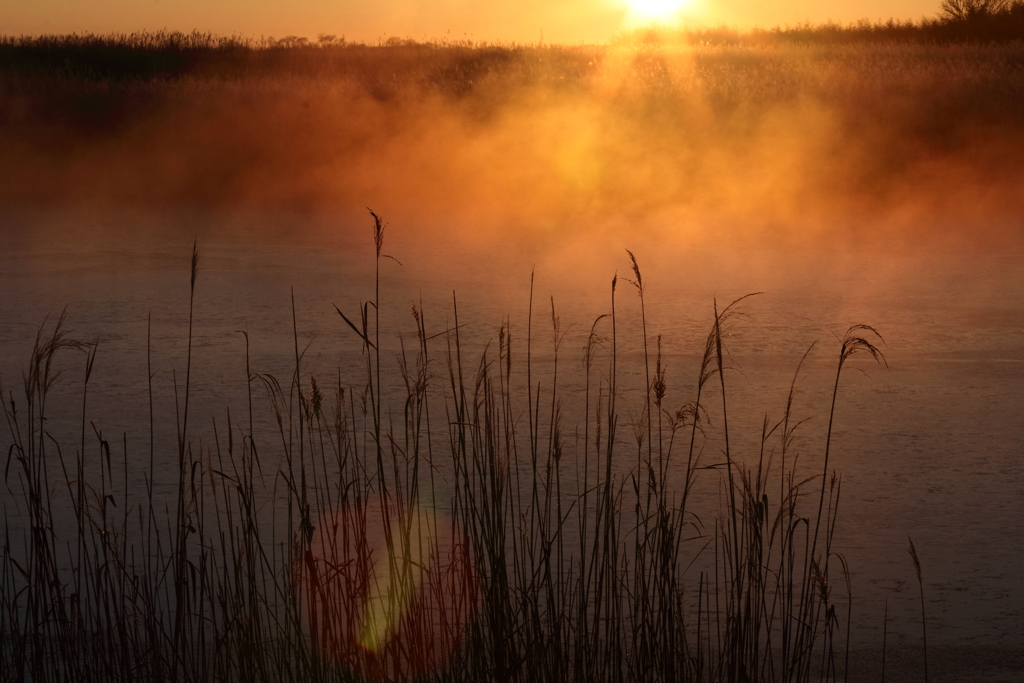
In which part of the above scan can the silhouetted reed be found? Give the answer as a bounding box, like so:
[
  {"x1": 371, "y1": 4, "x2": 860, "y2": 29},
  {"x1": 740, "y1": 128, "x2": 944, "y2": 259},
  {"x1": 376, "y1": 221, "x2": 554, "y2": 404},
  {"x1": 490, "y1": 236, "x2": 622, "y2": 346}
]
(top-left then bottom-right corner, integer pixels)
[{"x1": 0, "y1": 213, "x2": 887, "y2": 682}]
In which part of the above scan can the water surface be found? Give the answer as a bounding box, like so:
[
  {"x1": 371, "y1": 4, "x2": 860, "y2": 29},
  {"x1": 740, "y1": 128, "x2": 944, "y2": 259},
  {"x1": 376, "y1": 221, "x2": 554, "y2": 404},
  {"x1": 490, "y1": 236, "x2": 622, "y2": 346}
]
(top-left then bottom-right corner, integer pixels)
[{"x1": 2, "y1": 209, "x2": 1022, "y2": 650}]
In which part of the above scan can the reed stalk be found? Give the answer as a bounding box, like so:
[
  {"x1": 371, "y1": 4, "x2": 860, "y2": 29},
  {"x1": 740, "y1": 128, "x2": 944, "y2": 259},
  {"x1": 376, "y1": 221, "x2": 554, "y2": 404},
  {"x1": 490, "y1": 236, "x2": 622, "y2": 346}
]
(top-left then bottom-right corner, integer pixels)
[{"x1": 0, "y1": 216, "x2": 892, "y2": 683}]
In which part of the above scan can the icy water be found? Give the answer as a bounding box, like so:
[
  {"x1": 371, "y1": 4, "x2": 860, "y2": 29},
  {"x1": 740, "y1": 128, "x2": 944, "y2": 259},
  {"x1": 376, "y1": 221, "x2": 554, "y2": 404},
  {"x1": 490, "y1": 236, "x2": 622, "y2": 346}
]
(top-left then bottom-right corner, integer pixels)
[{"x1": 2, "y1": 210, "x2": 1023, "y2": 652}]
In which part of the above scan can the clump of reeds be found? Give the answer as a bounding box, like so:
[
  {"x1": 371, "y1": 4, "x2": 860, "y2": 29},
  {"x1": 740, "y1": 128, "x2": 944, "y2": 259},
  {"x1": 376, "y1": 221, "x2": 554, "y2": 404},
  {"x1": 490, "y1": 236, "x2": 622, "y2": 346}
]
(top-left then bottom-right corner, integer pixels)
[{"x1": 0, "y1": 212, "x2": 886, "y2": 682}]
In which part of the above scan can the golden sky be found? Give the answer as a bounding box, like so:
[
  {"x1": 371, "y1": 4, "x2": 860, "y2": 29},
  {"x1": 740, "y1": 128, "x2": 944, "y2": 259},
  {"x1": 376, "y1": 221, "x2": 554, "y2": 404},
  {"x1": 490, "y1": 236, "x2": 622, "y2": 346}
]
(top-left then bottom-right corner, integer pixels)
[{"x1": 6, "y1": 0, "x2": 944, "y2": 44}]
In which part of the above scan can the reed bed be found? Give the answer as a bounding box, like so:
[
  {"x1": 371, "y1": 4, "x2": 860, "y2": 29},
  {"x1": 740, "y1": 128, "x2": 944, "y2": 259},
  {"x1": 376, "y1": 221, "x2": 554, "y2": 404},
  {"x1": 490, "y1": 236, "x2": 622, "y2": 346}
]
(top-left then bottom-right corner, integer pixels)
[{"x1": 0, "y1": 217, "x2": 885, "y2": 682}]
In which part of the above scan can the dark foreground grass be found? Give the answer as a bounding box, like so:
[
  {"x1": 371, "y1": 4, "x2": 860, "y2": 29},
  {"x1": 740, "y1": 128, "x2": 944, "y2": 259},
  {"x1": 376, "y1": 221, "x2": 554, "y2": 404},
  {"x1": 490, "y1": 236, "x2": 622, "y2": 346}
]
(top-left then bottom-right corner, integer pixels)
[{"x1": 0, "y1": 217, "x2": 886, "y2": 682}]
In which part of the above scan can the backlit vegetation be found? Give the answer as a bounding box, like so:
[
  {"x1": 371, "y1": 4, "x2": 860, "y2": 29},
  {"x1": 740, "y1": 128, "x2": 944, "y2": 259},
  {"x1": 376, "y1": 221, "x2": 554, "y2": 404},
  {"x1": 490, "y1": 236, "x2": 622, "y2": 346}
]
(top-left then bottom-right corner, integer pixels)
[
  {"x1": 0, "y1": 226, "x2": 887, "y2": 682},
  {"x1": 2, "y1": 27, "x2": 1023, "y2": 250}
]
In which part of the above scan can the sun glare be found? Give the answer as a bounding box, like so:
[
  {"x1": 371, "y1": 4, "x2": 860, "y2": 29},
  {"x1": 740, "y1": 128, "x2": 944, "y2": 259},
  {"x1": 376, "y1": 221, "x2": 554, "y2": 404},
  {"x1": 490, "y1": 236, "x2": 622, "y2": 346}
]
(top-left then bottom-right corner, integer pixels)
[{"x1": 626, "y1": 0, "x2": 690, "y2": 22}]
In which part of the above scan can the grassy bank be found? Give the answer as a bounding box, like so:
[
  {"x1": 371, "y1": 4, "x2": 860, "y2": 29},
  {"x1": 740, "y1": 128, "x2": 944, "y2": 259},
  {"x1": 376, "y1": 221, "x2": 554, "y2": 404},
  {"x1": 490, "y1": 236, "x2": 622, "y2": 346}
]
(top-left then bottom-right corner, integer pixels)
[
  {"x1": 0, "y1": 221, "x2": 886, "y2": 682},
  {"x1": 2, "y1": 34, "x2": 1023, "y2": 251}
]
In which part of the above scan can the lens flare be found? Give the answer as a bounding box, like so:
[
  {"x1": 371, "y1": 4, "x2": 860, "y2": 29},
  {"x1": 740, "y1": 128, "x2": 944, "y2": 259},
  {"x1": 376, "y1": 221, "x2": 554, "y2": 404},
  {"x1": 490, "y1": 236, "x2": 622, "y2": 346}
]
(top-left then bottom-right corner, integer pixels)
[
  {"x1": 356, "y1": 501, "x2": 436, "y2": 653},
  {"x1": 298, "y1": 495, "x2": 477, "y2": 681}
]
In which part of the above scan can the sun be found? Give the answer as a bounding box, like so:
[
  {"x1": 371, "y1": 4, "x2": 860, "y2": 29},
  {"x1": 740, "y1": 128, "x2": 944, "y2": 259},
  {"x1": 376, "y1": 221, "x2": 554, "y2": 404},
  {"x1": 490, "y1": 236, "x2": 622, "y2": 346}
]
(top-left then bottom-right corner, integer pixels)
[{"x1": 626, "y1": 0, "x2": 691, "y2": 22}]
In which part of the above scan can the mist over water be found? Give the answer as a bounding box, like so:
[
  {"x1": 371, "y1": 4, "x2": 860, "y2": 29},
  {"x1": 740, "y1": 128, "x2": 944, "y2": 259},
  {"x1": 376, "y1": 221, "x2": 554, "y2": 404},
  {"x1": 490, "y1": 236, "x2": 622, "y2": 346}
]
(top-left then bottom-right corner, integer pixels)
[
  {"x1": 4, "y1": 42, "x2": 1024, "y2": 252},
  {"x1": 2, "y1": 40, "x2": 1024, "y2": 660}
]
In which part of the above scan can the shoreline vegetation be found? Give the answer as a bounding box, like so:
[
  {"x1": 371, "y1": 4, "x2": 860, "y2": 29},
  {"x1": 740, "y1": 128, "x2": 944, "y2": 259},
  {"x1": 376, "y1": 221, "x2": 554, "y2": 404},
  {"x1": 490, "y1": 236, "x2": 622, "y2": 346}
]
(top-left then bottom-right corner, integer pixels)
[
  {"x1": 4, "y1": 0, "x2": 1024, "y2": 60},
  {"x1": 4, "y1": 8, "x2": 1024, "y2": 84},
  {"x1": 2, "y1": 15, "x2": 1024, "y2": 250},
  {"x1": 1, "y1": 228, "x2": 893, "y2": 682}
]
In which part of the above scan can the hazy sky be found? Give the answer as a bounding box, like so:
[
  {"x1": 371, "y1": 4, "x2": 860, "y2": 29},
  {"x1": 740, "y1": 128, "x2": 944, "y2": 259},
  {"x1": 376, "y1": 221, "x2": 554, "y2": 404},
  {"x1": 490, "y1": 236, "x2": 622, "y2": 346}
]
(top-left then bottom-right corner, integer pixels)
[{"x1": 5, "y1": 0, "x2": 945, "y2": 44}]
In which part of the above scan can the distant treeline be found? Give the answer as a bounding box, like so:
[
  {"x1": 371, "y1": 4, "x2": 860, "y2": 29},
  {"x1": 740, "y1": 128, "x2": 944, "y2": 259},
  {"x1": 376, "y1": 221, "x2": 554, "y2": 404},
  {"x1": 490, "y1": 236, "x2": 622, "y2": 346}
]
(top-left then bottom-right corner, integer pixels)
[
  {"x1": 672, "y1": 0, "x2": 1024, "y2": 46},
  {"x1": 2, "y1": 1, "x2": 1024, "y2": 81},
  {"x1": 2, "y1": 6, "x2": 1023, "y2": 235},
  {"x1": 0, "y1": 32, "x2": 377, "y2": 81}
]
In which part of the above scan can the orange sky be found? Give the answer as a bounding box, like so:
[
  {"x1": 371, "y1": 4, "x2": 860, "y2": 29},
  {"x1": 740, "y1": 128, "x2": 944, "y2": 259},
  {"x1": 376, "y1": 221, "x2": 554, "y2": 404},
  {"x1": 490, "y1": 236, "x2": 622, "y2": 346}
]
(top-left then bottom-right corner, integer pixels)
[{"x1": 7, "y1": 0, "x2": 946, "y2": 44}]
